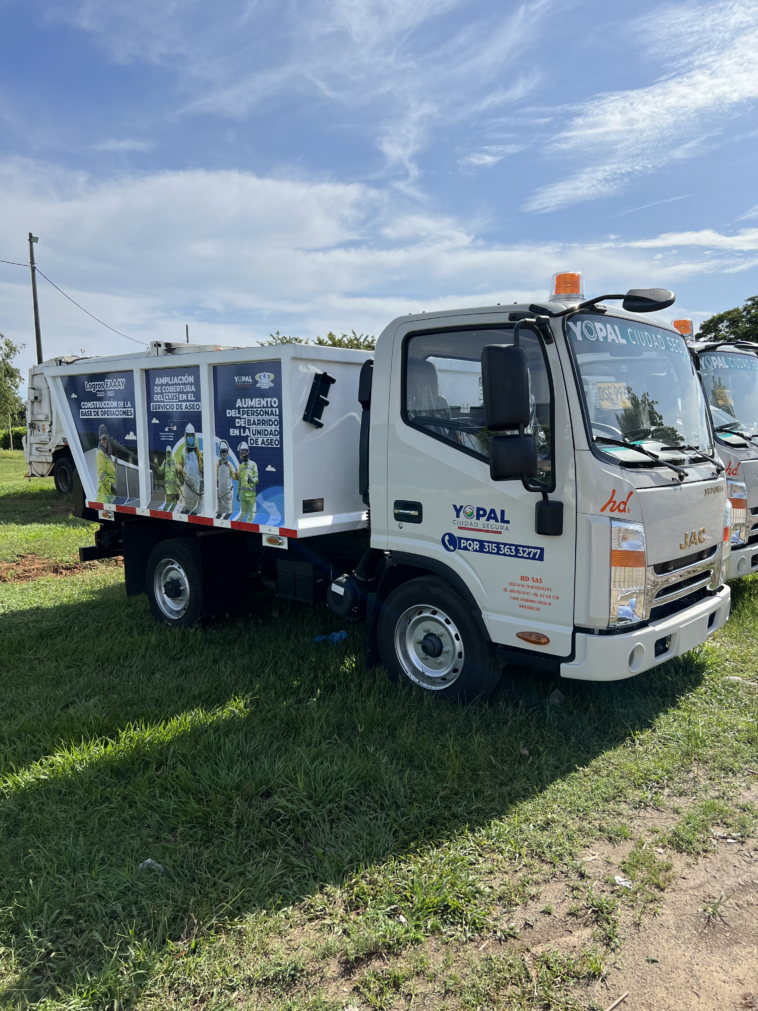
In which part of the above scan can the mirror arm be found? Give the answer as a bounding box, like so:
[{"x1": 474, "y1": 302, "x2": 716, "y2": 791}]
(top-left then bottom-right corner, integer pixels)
[{"x1": 549, "y1": 294, "x2": 627, "y2": 319}]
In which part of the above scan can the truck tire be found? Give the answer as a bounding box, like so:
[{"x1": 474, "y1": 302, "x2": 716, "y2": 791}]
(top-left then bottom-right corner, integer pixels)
[
  {"x1": 53, "y1": 456, "x2": 75, "y2": 495},
  {"x1": 145, "y1": 539, "x2": 203, "y2": 627},
  {"x1": 377, "y1": 577, "x2": 500, "y2": 703}
]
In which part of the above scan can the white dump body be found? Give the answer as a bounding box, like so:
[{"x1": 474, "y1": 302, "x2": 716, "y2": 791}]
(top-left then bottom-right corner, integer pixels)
[{"x1": 34, "y1": 342, "x2": 371, "y2": 540}]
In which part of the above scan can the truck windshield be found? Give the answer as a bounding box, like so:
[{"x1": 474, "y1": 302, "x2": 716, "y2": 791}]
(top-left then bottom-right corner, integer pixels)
[
  {"x1": 699, "y1": 350, "x2": 758, "y2": 438},
  {"x1": 566, "y1": 314, "x2": 713, "y2": 461}
]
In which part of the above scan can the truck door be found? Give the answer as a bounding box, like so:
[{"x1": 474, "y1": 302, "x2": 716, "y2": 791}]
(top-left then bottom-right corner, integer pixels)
[{"x1": 385, "y1": 322, "x2": 577, "y2": 657}]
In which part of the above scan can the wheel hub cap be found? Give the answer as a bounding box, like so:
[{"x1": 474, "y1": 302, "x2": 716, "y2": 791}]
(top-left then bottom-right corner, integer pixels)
[
  {"x1": 154, "y1": 559, "x2": 190, "y2": 619},
  {"x1": 394, "y1": 604, "x2": 464, "y2": 690}
]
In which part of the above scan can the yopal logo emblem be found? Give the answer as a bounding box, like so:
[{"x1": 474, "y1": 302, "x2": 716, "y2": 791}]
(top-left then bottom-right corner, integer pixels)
[
  {"x1": 453, "y1": 504, "x2": 509, "y2": 524},
  {"x1": 681, "y1": 528, "x2": 706, "y2": 550},
  {"x1": 256, "y1": 371, "x2": 275, "y2": 389},
  {"x1": 600, "y1": 488, "x2": 633, "y2": 514}
]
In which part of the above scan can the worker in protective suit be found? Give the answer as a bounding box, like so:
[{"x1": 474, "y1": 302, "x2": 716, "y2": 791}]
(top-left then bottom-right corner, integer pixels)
[
  {"x1": 216, "y1": 440, "x2": 237, "y2": 519},
  {"x1": 236, "y1": 441, "x2": 258, "y2": 523},
  {"x1": 177, "y1": 422, "x2": 204, "y2": 514},
  {"x1": 160, "y1": 446, "x2": 181, "y2": 511},
  {"x1": 96, "y1": 424, "x2": 117, "y2": 503}
]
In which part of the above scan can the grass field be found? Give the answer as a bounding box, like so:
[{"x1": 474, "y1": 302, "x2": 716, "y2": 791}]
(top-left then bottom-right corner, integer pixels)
[{"x1": 0, "y1": 447, "x2": 756, "y2": 1010}]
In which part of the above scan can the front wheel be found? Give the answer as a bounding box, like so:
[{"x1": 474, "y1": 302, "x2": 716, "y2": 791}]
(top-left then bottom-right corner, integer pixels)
[
  {"x1": 145, "y1": 539, "x2": 203, "y2": 627},
  {"x1": 377, "y1": 577, "x2": 500, "y2": 703}
]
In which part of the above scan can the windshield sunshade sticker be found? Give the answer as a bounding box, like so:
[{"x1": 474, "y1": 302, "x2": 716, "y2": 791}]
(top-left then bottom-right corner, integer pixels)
[
  {"x1": 701, "y1": 354, "x2": 758, "y2": 372},
  {"x1": 441, "y1": 532, "x2": 544, "y2": 561},
  {"x1": 568, "y1": 319, "x2": 688, "y2": 356}
]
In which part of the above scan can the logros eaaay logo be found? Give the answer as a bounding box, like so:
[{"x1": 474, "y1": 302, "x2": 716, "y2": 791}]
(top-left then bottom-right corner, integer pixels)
[
  {"x1": 255, "y1": 371, "x2": 275, "y2": 390},
  {"x1": 453, "y1": 503, "x2": 509, "y2": 532}
]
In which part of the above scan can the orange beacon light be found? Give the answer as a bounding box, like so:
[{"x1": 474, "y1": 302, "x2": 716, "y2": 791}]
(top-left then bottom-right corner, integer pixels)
[{"x1": 549, "y1": 271, "x2": 584, "y2": 302}]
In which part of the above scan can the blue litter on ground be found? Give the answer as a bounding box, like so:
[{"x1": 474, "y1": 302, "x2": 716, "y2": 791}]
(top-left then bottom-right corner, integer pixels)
[{"x1": 313, "y1": 630, "x2": 348, "y2": 643}]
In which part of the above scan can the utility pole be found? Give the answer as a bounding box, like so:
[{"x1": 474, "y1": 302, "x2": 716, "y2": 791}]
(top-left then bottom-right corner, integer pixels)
[
  {"x1": 28, "y1": 233, "x2": 43, "y2": 364},
  {"x1": 186, "y1": 324, "x2": 189, "y2": 343}
]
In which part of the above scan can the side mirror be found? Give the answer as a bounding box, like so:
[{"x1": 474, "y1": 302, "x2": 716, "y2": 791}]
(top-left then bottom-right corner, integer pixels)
[
  {"x1": 481, "y1": 345, "x2": 530, "y2": 430},
  {"x1": 489, "y1": 434, "x2": 538, "y2": 481},
  {"x1": 622, "y1": 288, "x2": 675, "y2": 313}
]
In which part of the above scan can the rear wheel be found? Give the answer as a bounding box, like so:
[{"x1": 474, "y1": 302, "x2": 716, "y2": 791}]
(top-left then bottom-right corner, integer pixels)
[
  {"x1": 377, "y1": 577, "x2": 500, "y2": 703},
  {"x1": 146, "y1": 539, "x2": 203, "y2": 627},
  {"x1": 53, "y1": 456, "x2": 75, "y2": 495}
]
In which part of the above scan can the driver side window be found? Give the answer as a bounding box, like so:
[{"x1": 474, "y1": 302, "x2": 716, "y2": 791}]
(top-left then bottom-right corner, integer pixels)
[{"x1": 404, "y1": 327, "x2": 554, "y2": 489}]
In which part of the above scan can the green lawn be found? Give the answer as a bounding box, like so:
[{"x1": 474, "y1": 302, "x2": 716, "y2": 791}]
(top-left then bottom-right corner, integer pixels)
[
  {"x1": 0, "y1": 451, "x2": 95, "y2": 563},
  {"x1": 0, "y1": 450, "x2": 756, "y2": 1009}
]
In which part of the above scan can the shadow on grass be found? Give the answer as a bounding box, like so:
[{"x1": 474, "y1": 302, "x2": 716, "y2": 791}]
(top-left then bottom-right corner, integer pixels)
[
  {"x1": 0, "y1": 487, "x2": 90, "y2": 529},
  {"x1": 0, "y1": 577, "x2": 709, "y2": 1006}
]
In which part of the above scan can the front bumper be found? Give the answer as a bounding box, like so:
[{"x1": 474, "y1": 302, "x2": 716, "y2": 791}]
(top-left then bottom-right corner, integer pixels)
[
  {"x1": 728, "y1": 542, "x2": 758, "y2": 578},
  {"x1": 561, "y1": 586, "x2": 731, "y2": 682}
]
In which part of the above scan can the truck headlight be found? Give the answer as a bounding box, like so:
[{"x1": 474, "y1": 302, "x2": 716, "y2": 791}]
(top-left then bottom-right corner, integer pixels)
[
  {"x1": 727, "y1": 479, "x2": 747, "y2": 546},
  {"x1": 610, "y1": 519, "x2": 646, "y2": 626},
  {"x1": 721, "y1": 498, "x2": 733, "y2": 584}
]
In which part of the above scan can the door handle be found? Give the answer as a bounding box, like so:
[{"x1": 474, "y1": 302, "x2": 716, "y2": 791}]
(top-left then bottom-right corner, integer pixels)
[{"x1": 394, "y1": 500, "x2": 423, "y2": 523}]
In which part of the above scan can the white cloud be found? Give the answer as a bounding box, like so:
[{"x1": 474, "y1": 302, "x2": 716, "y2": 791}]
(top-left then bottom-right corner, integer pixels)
[
  {"x1": 625, "y1": 228, "x2": 758, "y2": 251},
  {"x1": 92, "y1": 138, "x2": 154, "y2": 152},
  {"x1": 458, "y1": 144, "x2": 525, "y2": 169},
  {"x1": 526, "y1": 0, "x2": 758, "y2": 212},
  {"x1": 3, "y1": 158, "x2": 755, "y2": 381},
  {"x1": 739, "y1": 204, "x2": 758, "y2": 220},
  {"x1": 48, "y1": 0, "x2": 548, "y2": 179}
]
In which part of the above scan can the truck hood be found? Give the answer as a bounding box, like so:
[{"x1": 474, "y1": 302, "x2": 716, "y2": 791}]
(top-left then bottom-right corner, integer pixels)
[{"x1": 636, "y1": 478, "x2": 725, "y2": 567}]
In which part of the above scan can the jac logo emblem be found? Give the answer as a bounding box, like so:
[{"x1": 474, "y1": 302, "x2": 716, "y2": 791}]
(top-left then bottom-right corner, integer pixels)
[
  {"x1": 725, "y1": 460, "x2": 741, "y2": 476},
  {"x1": 681, "y1": 529, "x2": 706, "y2": 550},
  {"x1": 600, "y1": 489, "x2": 633, "y2": 514}
]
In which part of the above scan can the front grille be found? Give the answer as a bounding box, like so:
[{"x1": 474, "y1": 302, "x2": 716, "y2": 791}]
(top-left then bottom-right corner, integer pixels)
[
  {"x1": 653, "y1": 544, "x2": 717, "y2": 576},
  {"x1": 644, "y1": 544, "x2": 721, "y2": 617},
  {"x1": 748, "y1": 533, "x2": 758, "y2": 546},
  {"x1": 751, "y1": 506, "x2": 758, "y2": 516},
  {"x1": 649, "y1": 586, "x2": 711, "y2": 622},
  {"x1": 653, "y1": 571, "x2": 712, "y2": 601}
]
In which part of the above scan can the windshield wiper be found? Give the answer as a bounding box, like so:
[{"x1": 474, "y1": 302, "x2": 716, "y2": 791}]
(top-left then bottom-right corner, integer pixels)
[
  {"x1": 593, "y1": 436, "x2": 687, "y2": 480},
  {"x1": 664, "y1": 444, "x2": 725, "y2": 474},
  {"x1": 714, "y1": 423, "x2": 757, "y2": 445}
]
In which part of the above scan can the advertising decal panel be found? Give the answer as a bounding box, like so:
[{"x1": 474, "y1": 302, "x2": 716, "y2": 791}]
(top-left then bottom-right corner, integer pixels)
[
  {"x1": 145, "y1": 367, "x2": 204, "y2": 513},
  {"x1": 61, "y1": 371, "x2": 139, "y2": 505},
  {"x1": 213, "y1": 362, "x2": 284, "y2": 525}
]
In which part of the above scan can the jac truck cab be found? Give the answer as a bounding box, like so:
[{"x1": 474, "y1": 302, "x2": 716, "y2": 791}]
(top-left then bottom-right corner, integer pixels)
[
  {"x1": 686, "y1": 330, "x2": 758, "y2": 577},
  {"x1": 26, "y1": 272, "x2": 732, "y2": 702}
]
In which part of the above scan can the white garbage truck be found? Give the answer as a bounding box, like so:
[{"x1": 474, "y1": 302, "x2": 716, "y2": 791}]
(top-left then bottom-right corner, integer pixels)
[
  {"x1": 25, "y1": 273, "x2": 733, "y2": 701},
  {"x1": 687, "y1": 335, "x2": 758, "y2": 577}
]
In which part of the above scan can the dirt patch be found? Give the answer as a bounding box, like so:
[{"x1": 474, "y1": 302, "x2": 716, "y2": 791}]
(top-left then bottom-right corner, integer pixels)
[
  {"x1": 593, "y1": 843, "x2": 758, "y2": 1010},
  {"x1": 0, "y1": 553, "x2": 123, "y2": 583}
]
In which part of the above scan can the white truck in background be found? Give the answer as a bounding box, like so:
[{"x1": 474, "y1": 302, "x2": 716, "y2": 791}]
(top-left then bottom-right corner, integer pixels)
[
  {"x1": 25, "y1": 354, "x2": 80, "y2": 493},
  {"x1": 25, "y1": 274, "x2": 733, "y2": 701},
  {"x1": 687, "y1": 336, "x2": 758, "y2": 577}
]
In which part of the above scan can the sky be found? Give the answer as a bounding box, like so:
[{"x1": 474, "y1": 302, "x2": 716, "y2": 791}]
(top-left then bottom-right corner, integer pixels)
[{"x1": 1, "y1": 0, "x2": 758, "y2": 379}]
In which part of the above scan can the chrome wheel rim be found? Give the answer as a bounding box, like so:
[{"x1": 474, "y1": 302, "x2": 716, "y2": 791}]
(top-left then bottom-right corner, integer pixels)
[
  {"x1": 153, "y1": 558, "x2": 190, "y2": 620},
  {"x1": 394, "y1": 603, "x2": 464, "y2": 690}
]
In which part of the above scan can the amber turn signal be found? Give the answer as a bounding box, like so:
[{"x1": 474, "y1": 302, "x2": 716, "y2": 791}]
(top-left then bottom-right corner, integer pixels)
[{"x1": 516, "y1": 631, "x2": 550, "y2": 646}]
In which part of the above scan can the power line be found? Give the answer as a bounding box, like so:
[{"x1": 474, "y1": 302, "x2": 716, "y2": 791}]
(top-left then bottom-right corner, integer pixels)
[
  {"x1": 34, "y1": 267, "x2": 148, "y2": 346},
  {"x1": 2, "y1": 253, "x2": 148, "y2": 346}
]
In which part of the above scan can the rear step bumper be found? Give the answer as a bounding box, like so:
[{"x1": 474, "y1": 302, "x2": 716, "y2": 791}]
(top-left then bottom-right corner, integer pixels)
[{"x1": 561, "y1": 585, "x2": 730, "y2": 682}]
